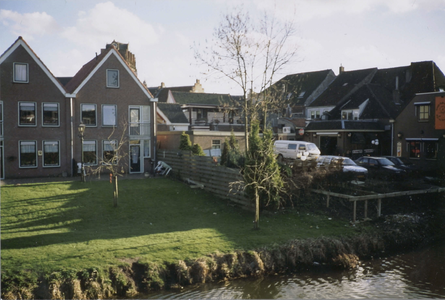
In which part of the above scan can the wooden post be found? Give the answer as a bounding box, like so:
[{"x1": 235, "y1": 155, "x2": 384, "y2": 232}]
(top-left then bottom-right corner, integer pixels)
[
  {"x1": 377, "y1": 198, "x2": 382, "y2": 217},
  {"x1": 327, "y1": 192, "x2": 330, "y2": 208},
  {"x1": 353, "y1": 200, "x2": 356, "y2": 223},
  {"x1": 364, "y1": 200, "x2": 368, "y2": 219}
]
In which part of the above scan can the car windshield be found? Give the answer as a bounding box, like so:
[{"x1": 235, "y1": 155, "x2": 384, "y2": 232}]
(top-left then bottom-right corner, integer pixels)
[
  {"x1": 378, "y1": 158, "x2": 395, "y2": 166},
  {"x1": 306, "y1": 143, "x2": 316, "y2": 151},
  {"x1": 342, "y1": 158, "x2": 356, "y2": 166}
]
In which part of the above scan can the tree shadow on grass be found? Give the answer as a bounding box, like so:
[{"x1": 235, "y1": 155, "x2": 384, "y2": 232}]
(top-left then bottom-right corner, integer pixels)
[{"x1": 1, "y1": 179, "x2": 255, "y2": 254}]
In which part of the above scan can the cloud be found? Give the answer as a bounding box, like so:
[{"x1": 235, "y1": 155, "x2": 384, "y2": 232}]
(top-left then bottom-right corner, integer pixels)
[
  {"x1": 0, "y1": 9, "x2": 59, "y2": 39},
  {"x1": 255, "y1": 0, "x2": 445, "y2": 22},
  {"x1": 61, "y1": 1, "x2": 159, "y2": 54}
]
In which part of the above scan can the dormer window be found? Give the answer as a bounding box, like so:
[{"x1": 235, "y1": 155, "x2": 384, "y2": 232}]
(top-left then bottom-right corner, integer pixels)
[
  {"x1": 297, "y1": 91, "x2": 306, "y2": 99},
  {"x1": 107, "y1": 69, "x2": 119, "y2": 88},
  {"x1": 342, "y1": 110, "x2": 359, "y2": 120},
  {"x1": 13, "y1": 63, "x2": 29, "y2": 83}
]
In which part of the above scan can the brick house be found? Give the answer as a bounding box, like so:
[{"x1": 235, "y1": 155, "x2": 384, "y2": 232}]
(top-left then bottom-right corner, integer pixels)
[{"x1": 0, "y1": 37, "x2": 157, "y2": 179}]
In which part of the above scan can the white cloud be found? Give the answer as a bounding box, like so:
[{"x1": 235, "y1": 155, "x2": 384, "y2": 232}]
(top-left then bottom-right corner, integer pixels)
[
  {"x1": 0, "y1": 9, "x2": 59, "y2": 39},
  {"x1": 61, "y1": 1, "x2": 159, "y2": 54}
]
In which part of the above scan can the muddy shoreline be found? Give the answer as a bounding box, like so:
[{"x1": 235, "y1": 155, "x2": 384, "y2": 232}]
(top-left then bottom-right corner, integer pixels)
[{"x1": 2, "y1": 210, "x2": 443, "y2": 300}]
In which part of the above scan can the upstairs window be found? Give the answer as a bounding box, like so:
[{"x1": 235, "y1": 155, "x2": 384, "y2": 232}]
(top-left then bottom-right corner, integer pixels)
[
  {"x1": 107, "y1": 69, "x2": 119, "y2": 88},
  {"x1": 102, "y1": 104, "x2": 117, "y2": 126},
  {"x1": 414, "y1": 102, "x2": 430, "y2": 121},
  {"x1": 19, "y1": 102, "x2": 36, "y2": 126},
  {"x1": 14, "y1": 63, "x2": 29, "y2": 83},
  {"x1": 81, "y1": 104, "x2": 97, "y2": 126},
  {"x1": 42, "y1": 103, "x2": 59, "y2": 126}
]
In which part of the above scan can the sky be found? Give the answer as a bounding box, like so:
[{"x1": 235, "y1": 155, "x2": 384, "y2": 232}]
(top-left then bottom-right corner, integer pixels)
[{"x1": 1, "y1": 0, "x2": 445, "y2": 95}]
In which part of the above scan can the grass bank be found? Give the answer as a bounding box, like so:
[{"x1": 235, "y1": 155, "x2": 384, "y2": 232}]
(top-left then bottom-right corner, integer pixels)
[{"x1": 4, "y1": 177, "x2": 438, "y2": 299}]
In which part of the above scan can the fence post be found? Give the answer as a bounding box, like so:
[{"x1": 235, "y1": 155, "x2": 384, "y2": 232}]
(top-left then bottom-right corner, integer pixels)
[
  {"x1": 364, "y1": 200, "x2": 368, "y2": 219},
  {"x1": 353, "y1": 200, "x2": 357, "y2": 223},
  {"x1": 377, "y1": 198, "x2": 382, "y2": 217},
  {"x1": 326, "y1": 191, "x2": 330, "y2": 208}
]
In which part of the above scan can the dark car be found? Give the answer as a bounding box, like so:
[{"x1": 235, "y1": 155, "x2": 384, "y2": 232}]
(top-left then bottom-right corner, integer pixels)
[
  {"x1": 384, "y1": 156, "x2": 421, "y2": 176},
  {"x1": 355, "y1": 156, "x2": 406, "y2": 180},
  {"x1": 317, "y1": 155, "x2": 368, "y2": 181}
]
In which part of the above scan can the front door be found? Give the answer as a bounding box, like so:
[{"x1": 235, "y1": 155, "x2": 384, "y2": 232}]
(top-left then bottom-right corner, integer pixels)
[{"x1": 129, "y1": 143, "x2": 141, "y2": 173}]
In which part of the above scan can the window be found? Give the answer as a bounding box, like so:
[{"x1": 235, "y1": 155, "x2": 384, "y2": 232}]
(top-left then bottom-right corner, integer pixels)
[
  {"x1": 81, "y1": 104, "x2": 96, "y2": 126},
  {"x1": 19, "y1": 102, "x2": 36, "y2": 126},
  {"x1": 129, "y1": 106, "x2": 150, "y2": 136},
  {"x1": 0, "y1": 101, "x2": 3, "y2": 137},
  {"x1": 43, "y1": 141, "x2": 60, "y2": 167},
  {"x1": 288, "y1": 144, "x2": 297, "y2": 150},
  {"x1": 143, "y1": 140, "x2": 151, "y2": 157},
  {"x1": 42, "y1": 103, "x2": 59, "y2": 126},
  {"x1": 83, "y1": 140, "x2": 97, "y2": 165},
  {"x1": 107, "y1": 69, "x2": 119, "y2": 88},
  {"x1": 102, "y1": 104, "x2": 117, "y2": 126},
  {"x1": 19, "y1": 141, "x2": 37, "y2": 168},
  {"x1": 310, "y1": 110, "x2": 320, "y2": 119},
  {"x1": 418, "y1": 105, "x2": 430, "y2": 121},
  {"x1": 103, "y1": 140, "x2": 117, "y2": 164},
  {"x1": 13, "y1": 63, "x2": 28, "y2": 83},
  {"x1": 407, "y1": 141, "x2": 421, "y2": 158},
  {"x1": 424, "y1": 141, "x2": 438, "y2": 159},
  {"x1": 212, "y1": 140, "x2": 221, "y2": 150}
]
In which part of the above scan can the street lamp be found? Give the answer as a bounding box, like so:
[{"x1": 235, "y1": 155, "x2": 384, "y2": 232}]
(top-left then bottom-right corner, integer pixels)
[{"x1": 78, "y1": 122, "x2": 86, "y2": 182}]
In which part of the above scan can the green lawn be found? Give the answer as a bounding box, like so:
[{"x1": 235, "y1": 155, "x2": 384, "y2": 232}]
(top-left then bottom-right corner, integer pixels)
[{"x1": 1, "y1": 178, "x2": 357, "y2": 274}]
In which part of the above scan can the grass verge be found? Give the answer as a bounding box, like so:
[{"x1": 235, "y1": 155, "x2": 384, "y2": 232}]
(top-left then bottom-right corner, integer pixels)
[{"x1": 1, "y1": 177, "x2": 361, "y2": 296}]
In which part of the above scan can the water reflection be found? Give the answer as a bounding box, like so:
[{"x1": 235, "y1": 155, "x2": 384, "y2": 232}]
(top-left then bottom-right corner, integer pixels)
[{"x1": 146, "y1": 243, "x2": 445, "y2": 299}]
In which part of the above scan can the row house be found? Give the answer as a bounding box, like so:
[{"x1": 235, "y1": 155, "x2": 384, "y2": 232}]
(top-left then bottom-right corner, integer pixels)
[{"x1": 0, "y1": 37, "x2": 157, "y2": 179}]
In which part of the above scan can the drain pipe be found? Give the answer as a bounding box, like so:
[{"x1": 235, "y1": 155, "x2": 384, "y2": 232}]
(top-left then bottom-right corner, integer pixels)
[{"x1": 70, "y1": 97, "x2": 74, "y2": 176}]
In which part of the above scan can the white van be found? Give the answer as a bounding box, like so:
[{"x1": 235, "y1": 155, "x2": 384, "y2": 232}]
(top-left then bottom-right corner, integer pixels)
[{"x1": 274, "y1": 140, "x2": 321, "y2": 161}]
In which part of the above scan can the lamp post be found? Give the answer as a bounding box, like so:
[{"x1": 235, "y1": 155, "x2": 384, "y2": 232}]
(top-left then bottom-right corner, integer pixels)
[{"x1": 78, "y1": 122, "x2": 86, "y2": 182}]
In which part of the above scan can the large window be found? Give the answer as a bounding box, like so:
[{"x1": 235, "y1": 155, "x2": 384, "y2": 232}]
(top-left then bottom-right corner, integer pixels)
[
  {"x1": 83, "y1": 140, "x2": 97, "y2": 165},
  {"x1": 81, "y1": 104, "x2": 96, "y2": 126},
  {"x1": 424, "y1": 141, "x2": 438, "y2": 159},
  {"x1": 102, "y1": 104, "x2": 117, "y2": 126},
  {"x1": 19, "y1": 102, "x2": 36, "y2": 126},
  {"x1": 407, "y1": 141, "x2": 421, "y2": 158},
  {"x1": 143, "y1": 140, "x2": 151, "y2": 157},
  {"x1": 13, "y1": 63, "x2": 28, "y2": 83},
  {"x1": 129, "y1": 106, "x2": 150, "y2": 136},
  {"x1": 103, "y1": 140, "x2": 117, "y2": 164},
  {"x1": 42, "y1": 103, "x2": 59, "y2": 126},
  {"x1": 19, "y1": 141, "x2": 37, "y2": 168},
  {"x1": 107, "y1": 69, "x2": 119, "y2": 88},
  {"x1": 212, "y1": 140, "x2": 221, "y2": 150},
  {"x1": 43, "y1": 141, "x2": 60, "y2": 167}
]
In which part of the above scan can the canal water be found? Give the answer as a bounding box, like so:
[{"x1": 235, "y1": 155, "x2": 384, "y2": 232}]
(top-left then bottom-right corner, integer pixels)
[{"x1": 144, "y1": 242, "x2": 445, "y2": 299}]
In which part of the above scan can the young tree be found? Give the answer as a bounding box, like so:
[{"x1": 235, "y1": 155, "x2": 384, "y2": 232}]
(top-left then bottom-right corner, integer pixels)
[
  {"x1": 179, "y1": 131, "x2": 193, "y2": 151},
  {"x1": 238, "y1": 121, "x2": 285, "y2": 229},
  {"x1": 221, "y1": 131, "x2": 243, "y2": 168},
  {"x1": 91, "y1": 123, "x2": 129, "y2": 207},
  {"x1": 192, "y1": 143, "x2": 206, "y2": 156},
  {"x1": 194, "y1": 7, "x2": 298, "y2": 152}
]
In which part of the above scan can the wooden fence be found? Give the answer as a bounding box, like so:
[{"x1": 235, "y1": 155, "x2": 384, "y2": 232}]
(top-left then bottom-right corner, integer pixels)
[{"x1": 157, "y1": 150, "x2": 254, "y2": 210}]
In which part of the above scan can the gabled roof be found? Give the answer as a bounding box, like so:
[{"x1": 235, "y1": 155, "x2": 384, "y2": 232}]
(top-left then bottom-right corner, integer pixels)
[
  {"x1": 157, "y1": 103, "x2": 189, "y2": 124},
  {"x1": 271, "y1": 69, "x2": 336, "y2": 106},
  {"x1": 0, "y1": 36, "x2": 67, "y2": 95},
  {"x1": 148, "y1": 85, "x2": 194, "y2": 102},
  {"x1": 65, "y1": 45, "x2": 153, "y2": 98},
  {"x1": 309, "y1": 68, "x2": 377, "y2": 107},
  {"x1": 172, "y1": 91, "x2": 241, "y2": 107}
]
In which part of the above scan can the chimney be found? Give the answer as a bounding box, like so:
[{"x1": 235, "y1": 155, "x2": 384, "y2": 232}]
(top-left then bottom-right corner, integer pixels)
[
  {"x1": 339, "y1": 64, "x2": 345, "y2": 74},
  {"x1": 160, "y1": 82, "x2": 165, "y2": 88}
]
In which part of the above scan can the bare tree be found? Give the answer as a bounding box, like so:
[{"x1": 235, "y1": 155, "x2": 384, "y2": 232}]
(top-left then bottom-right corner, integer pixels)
[
  {"x1": 194, "y1": 6, "x2": 298, "y2": 151},
  {"x1": 91, "y1": 122, "x2": 129, "y2": 207}
]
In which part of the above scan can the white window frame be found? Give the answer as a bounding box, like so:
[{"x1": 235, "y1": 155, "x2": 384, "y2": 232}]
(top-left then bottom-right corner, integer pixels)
[
  {"x1": 212, "y1": 140, "x2": 221, "y2": 149},
  {"x1": 13, "y1": 62, "x2": 29, "y2": 83},
  {"x1": 43, "y1": 140, "x2": 60, "y2": 167},
  {"x1": 106, "y1": 69, "x2": 120, "y2": 88},
  {"x1": 18, "y1": 101, "x2": 37, "y2": 127},
  {"x1": 129, "y1": 105, "x2": 151, "y2": 137},
  {"x1": 19, "y1": 140, "x2": 37, "y2": 168},
  {"x1": 80, "y1": 103, "x2": 97, "y2": 127},
  {"x1": 42, "y1": 102, "x2": 60, "y2": 127},
  {"x1": 102, "y1": 140, "x2": 118, "y2": 165},
  {"x1": 102, "y1": 104, "x2": 117, "y2": 126},
  {"x1": 83, "y1": 140, "x2": 98, "y2": 165}
]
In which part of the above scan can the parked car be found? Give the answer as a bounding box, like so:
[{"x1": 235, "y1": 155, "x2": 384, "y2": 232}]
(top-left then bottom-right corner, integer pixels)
[
  {"x1": 384, "y1": 156, "x2": 421, "y2": 176},
  {"x1": 317, "y1": 155, "x2": 368, "y2": 181},
  {"x1": 355, "y1": 156, "x2": 406, "y2": 180},
  {"x1": 274, "y1": 140, "x2": 320, "y2": 161}
]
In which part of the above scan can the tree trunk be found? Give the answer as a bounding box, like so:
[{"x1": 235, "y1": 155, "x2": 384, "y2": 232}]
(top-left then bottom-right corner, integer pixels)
[
  {"x1": 113, "y1": 175, "x2": 118, "y2": 207},
  {"x1": 253, "y1": 188, "x2": 260, "y2": 230}
]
